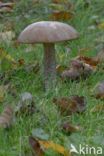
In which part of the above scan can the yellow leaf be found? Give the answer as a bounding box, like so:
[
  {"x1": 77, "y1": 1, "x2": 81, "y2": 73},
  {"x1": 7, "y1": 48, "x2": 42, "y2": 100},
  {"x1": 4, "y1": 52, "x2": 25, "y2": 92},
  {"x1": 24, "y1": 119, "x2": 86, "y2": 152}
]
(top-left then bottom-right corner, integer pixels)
[{"x1": 38, "y1": 140, "x2": 71, "y2": 156}]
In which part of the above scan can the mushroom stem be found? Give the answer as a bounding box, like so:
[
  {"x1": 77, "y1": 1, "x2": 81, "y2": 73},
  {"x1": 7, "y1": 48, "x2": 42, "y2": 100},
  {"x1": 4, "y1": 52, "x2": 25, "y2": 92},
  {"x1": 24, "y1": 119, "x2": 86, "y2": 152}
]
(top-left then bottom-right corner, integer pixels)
[{"x1": 43, "y1": 43, "x2": 56, "y2": 90}]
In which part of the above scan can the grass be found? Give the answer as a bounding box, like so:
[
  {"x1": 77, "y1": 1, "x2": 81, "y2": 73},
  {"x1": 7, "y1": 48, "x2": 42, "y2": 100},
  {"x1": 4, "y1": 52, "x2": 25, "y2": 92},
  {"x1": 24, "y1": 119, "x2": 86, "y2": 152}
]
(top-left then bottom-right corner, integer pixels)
[{"x1": 0, "y1": 0, "x2": 104, "y2": 156}]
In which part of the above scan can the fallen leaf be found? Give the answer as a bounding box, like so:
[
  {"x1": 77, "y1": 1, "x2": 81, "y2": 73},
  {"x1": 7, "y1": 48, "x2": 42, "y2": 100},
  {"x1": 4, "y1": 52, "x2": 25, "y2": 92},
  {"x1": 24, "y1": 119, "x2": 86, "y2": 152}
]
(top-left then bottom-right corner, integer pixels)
[
  {"x1": 76, "y1": 56, "x2": 99, "y2": 68},
  {"x1": 61, "y1": 68, "x2": 80, "y2": 81},
  {"x1": 61, "y1": 59, "x2": 93, "y2": 81},
  {"x1": 0, "y1": 7, "x2": 12, "y2": 12},
  {"x1": 92, "y1": 81, "x2": 104, "y2": 99},
  {"x1": 29, "y1": 136, "x2": 71, "y2": 156},
  {"x1": 29, "y1": 136, "x2": 44, "y2": 156},
  {"x1": 62, "y1": 122, "x2": 82, "y2": 134},
  {"x1": 53, "y1": 95, "x2": 86, "y2": 115},
  {"x1": 71, "y1": 59, "x2": 94, "y2": 76},
  {"x1": 0, "y1": 2, "x2": 14, "y2": 13},
  {"x1": 38, "y1": 140, "x2": 71, "y2": 156},
  {"x1": 0, "y1": 105, "x2": 13, "y2": 128},
  {"x1": 0, "y1": 2, "x2": 14, "y2": 8},
  {"x1": 61, "y1": 59, "x2": 84, "y2": 80}
]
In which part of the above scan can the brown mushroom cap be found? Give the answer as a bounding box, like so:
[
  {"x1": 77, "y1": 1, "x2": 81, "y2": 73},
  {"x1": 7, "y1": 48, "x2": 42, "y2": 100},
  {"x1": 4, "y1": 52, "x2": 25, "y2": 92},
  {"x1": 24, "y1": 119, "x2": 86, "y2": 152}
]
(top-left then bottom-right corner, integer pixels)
[{"x1": 18, "y1": 21, "x2": 78, "y2": 43}]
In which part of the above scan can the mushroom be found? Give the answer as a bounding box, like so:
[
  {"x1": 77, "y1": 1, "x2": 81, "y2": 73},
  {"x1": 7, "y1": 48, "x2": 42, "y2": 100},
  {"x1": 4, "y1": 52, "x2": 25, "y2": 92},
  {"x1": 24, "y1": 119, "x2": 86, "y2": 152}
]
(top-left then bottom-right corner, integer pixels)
[{"x1": 18, "y1": 21, "x2": 78, "y2": 90}]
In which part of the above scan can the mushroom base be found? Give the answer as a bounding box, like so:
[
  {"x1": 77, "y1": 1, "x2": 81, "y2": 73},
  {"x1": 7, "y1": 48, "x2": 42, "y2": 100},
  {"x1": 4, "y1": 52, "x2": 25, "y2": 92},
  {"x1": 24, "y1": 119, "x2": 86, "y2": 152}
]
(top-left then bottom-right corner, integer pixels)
[{"x1": 43, "y1": 43, "x2": 56, "y2": 90}]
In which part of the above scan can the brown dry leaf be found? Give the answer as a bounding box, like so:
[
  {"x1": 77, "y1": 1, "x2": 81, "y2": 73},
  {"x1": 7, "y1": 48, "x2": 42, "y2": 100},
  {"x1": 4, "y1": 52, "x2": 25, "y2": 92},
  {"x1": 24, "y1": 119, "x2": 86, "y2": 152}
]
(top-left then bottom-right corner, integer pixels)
[
  {"x1": 61, "y1": 59, "x2": 93, "y2": 81},
  {"x1": 0, "y1": 105, "x2": 13, "y2": 128},
  {"x1": 0, "y1": 2, "x2": 14, "y2": 13},
  {"x1": 91, "y1": 104, "x2": 104, "y2": 113},
  {"x1": 51, "y1": 10, "x2": 73, "y2": 21},
  {"x1": 92, "y1": 81, "x2": 104, "y2": 99},
  {"x1": 61, "y1": 68, "x2": 80, "y2": 81},
  {"x1": 29, "y1": 136, "x2": 44, "y2": 156},
  {"x1": 76, "y1": 56, "x2": 99, "y2": 68},
  {"x1": 71, "y1": 59, "x2": 94, "y2": 75},
  {"x1": 61, "y1": 60, "x2": 84, "y2": 80},
  {"x1": 68, "y1": 96, "x2": 86, "y2": 113},
  {"x1": 0, "y1": 2, "x2": 14, "y2": 8},
  {"x1": 62, "y1": 122, "x2": 82, "y2": 133},
  {"x1": 0, "y1": 7, "x2": 12, "y2": 13},
  {"x1": 53, "y1": 96, "x2": 86, "y2": 115}
]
